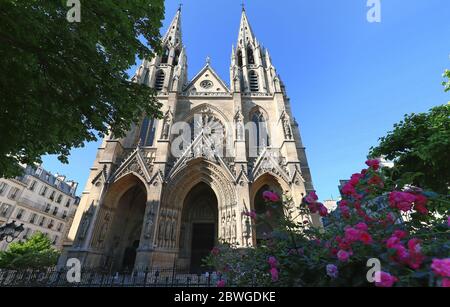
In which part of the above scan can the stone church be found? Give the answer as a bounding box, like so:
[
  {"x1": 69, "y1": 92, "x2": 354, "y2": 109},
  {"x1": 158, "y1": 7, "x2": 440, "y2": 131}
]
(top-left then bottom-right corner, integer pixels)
[{"x1": 61, "y1": 8, "x2": 318, "y2": 273}]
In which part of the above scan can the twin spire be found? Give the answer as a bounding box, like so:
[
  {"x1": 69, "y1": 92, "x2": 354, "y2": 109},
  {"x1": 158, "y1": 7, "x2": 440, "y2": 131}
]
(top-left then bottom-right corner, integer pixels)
[
  {"x1": 150, "y1": 6, "x2": 281, "y2": 94},
  {"x1": 162, "y1": 7, "x2": 255, "y2": 50}
]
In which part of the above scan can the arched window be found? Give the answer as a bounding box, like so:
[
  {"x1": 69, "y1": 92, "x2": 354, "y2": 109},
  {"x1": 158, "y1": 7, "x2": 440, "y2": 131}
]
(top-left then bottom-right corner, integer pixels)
[
  {"x1": 173, "y1": 49, "x2": 181, "y2": 66},
  {"x1": 249, "y1": 71, "x2": 259, "y2": 92},
  {"x1": 139, "y1": 117, "x2": 158, "y2": 147},
  {"x1": 161, "y1": 48, "x2": 169, "y2": 64},
  {"x1": 237, "y1": 50, "x2": 243, "y2": 67},
  {"x1": 154, "y1": 70, "x2": 165, "y2": 91},
  {"x1": 251, "y1": 110, "x2": 270, "y2": 154},
  {"x1": 247, "y1": 47, "x2": 255, "y2": 65},
  {"x1": 142, "y1": 69, "x2": 150, "y2": 86}
]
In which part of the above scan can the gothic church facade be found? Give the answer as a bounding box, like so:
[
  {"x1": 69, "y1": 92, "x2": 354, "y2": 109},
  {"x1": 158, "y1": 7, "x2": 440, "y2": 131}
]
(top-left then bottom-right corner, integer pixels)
[{"x1": 61, "y1": 8, "x2": 318, "y2": 272}]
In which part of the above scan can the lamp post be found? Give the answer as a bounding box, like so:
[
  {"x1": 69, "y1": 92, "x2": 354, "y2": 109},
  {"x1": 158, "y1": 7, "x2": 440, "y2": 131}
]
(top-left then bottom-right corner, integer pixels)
[{"x1": 0, "y1": 220, "x2": 25, "y2": 243}]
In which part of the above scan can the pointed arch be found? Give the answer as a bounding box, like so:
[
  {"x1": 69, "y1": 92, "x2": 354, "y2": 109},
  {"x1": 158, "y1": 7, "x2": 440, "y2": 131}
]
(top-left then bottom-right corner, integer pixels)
[
  {"x1": 248, "y1": 107, "x2": 270, "y2": 155},
  {"x1": 250, "y1": 173, "x2": 287, "y2": 246},
  {"x1": 237, "y1": 49, "x2": 243, "y2": 67},
  {"x1": 142, "y1": 69, "x2": 150, "y2": 86},
  {"x1": 139, "y1": 117, "x2": 157, "y2": 147},
  {"x1": 247, "y1": 46, "x2": 255, "y2": 65},
  {"x1": 161, "y1": 47, "x2": 169, "y2": 64},
  {"x1": 173, "y1": 49, "x2": 181, "y2": 66}
]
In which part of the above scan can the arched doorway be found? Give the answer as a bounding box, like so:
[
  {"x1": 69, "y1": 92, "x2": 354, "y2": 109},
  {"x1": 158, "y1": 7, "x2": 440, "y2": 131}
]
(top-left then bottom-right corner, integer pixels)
[
  {"x1": 179, "y1": 182, "x2": 218, "y2": 274},
  {"x1": 103, "y1": 181, "x2": 147, "y2": 272}
]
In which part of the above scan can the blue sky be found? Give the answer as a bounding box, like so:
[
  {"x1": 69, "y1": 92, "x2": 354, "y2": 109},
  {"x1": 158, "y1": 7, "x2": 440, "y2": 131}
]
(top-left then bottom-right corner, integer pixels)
[{"x1": 42, "y1": 0, "x2": 450, "y2": 200}]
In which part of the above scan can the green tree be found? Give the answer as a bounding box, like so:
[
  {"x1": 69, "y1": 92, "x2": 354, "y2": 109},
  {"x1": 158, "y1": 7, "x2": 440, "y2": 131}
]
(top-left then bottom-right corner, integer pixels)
[
  {"x1": 443, "y1": 69, "x2": 450, "y2": 92},
  {"x1": 0, "y1": 232, "x2": 60, "y2": 269},
  {"x1": 0, "y1": 0, "x2": 165, "y2": 178},
  {"x1": 370, "y1": 104, "x2": 450, "y2": 194}
]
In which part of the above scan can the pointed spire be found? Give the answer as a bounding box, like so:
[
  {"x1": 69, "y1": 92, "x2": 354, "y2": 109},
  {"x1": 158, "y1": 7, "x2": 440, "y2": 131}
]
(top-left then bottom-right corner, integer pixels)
[
  {"x1": 231, "y1": 45, "x2": 236, "y2": 63},
  {"x1": 163, "y1": 9, "x2": 182, "y2": 46},
  {"x1": 237, "y1": 8, "x2": 255, "y2": 46}
]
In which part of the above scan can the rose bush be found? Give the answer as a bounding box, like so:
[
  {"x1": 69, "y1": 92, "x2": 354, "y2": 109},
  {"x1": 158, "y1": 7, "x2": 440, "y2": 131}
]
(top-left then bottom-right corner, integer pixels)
[{"x1": 205, "y1": 159, "x2": 449, "y2": 287}]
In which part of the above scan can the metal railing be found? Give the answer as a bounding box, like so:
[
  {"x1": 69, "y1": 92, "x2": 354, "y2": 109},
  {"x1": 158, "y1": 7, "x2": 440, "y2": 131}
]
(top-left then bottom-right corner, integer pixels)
[{"x1": 0, "y1": 267, "x2": 225, "y2": 287}]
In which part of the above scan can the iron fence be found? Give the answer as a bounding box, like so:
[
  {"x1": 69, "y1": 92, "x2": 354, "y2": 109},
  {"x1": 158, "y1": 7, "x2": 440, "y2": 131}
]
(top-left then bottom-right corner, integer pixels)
[{"x1": 0, "y1": 267, "x2": 224, "y2": 287}]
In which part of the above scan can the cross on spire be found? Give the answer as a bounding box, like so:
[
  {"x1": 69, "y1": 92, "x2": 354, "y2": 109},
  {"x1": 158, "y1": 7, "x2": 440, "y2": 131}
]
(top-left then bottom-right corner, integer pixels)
[
  {"x1": 178, "y1": 2, "x2": 183, "y2": 11},
  {"x1": 241, "y1": 0, "x2": 245, "y2": 11}
]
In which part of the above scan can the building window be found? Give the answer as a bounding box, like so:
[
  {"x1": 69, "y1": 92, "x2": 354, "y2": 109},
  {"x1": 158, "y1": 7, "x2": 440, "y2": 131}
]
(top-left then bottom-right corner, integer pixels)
[
  {"x1": 40, "y1": 186, "x2": 48, "y2": 197},
  {"x1": 154, "y1": 70, "x2": 165, "y2": 91},
  {"x1": 52, "y1": 235, "x2": 59, "y2": 245},
  {"x1": 251, "y1": 110, "x2": 270, "y2": 154},
  {"x1": 48, "y1": 220, "x2": 54, "y2": 229},
  {"x1": 173, "y1": 49, "x2": 181, "y2": 66},
  {"x1": 39, "y1": 216, "x2": 45, "y2": 227},
  {"x1": 49, "y1": 191, "x2": 55, "y2": 201},
  {"x1": 161, "y1": 48, "x2": 169, "y2": 64},
  {"x1": 247, "y1": 47, "x2": 255, "y2": 65},
  {"x1": 56, "y1": 194, "x2": 63, "y2": 204},
  {"x1": 44, "y1": 204, "x2": 51, "y2": 213},
  {"x1": 57, "y1": 223, "x2": 63, "y2": 232},
  {"x1": 29, "y1": 213, "x2": 37, "y2": 224},
  {"x1": 52, "y1": 207, "x2": 58, "y2": 216},
  {"x1": 237, "y1": 50, "x2": 243, "y2": 67},
  {"x1": 62, "y1": 211, "x2": 67, "y2": 219},
  {"x1": 139, "y1": 117, "x2": 158, "y2": 147},
  {"x1": 249, "y1": 71, "x2": 259, "y2": 92},
  {"x1": 65, "y1": 200, "x2": 71, "y2": 208},
  {"x1": 142, "y1": 68, "x2": 150, "y2": 85},
  {"x1": 0, "y1": 203, "x2": 11, "y2": 217},
  {"x1": 8, "y1": 187, "x2": 19, "y2": 200},
  {"x1": 29, "y1": 181, "x2": 37, "y2": 191},
  {"x1": 15, "y1": 209, "x2": 24, "y2": 220}
]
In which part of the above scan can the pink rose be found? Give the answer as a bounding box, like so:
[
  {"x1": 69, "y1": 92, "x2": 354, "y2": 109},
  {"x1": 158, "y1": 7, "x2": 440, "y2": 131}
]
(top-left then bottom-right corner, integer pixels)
[
  {"x1": 344, "y1": 227, "x2": 360, "y2": 243},
  {"x1": 431, "y1": 258, "x2": 450, "y2": 277},
  {"x1": 217, "y1": 280, "x2": 226, "y2": 287},
  {"x1": 366, "y1": 159, "x2": 380, "y2": 171},
  {"x1": 268, "y1": 256, "x2": 278, "y2": 268},
  {"x1": 448, "y1": 216, "x2": 450, "y2": 227},
  {"x1": 359, "y1": 232, "x2": 373, "y2": 245},
  {"x1": 304, "y1": 191, "x2": 319, "y2": 204},
  {"x1": 393, "y1": 230, "x2": 408, "y2": 239},
  {"x1": 349, "y1": 173, "x2": 363, "y2": 186},
  {"x1": 386, "y1": 236, "x2": 400, "y2": 249},
  {"x1": 337, "y1": 250, "x2": 351, "y2": 262},
  {"x1": 442, "y1": 278, "x2": 450, "y2": 287},
  {"x1": 355, "y1": 222, "x2": 368, "y2": 231},
  {"x1": 263, "y1": 191, "x2": 280, "y2": 202},
  {"x1": 270, "y1": 267, "x2": 279, "y2": 282},
  {"x1": 389, "y1": 191, "x2": 416, "y2": 212},
  {"x1": 342, "y1": 183, "x2": 356, "y2": 196},
  {"x1": 374, "y1": 271, "x2": 398, "y2": 287},
  {"x1": 407, "y1": 239, "x2": 424, "y2": 270},
  {"x1": 318, "y1": 204, "x2": 328, "y2": 217}
]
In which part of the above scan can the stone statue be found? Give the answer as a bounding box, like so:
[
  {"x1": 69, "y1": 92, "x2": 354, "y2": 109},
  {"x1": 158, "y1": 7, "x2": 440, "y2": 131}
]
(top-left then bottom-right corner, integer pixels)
[
  {"x1": 78, "y1": 205, "x2": 93, "y2": 240},
  {"x1": 235, "y1": 108, "x2": 244, "y2": 141},
  {"x1": 144, "y1": 202, "x2": 156, "y2": 239},
  {"x1": 97, "y1": 213, "x2": 110, "y2": 245},
  {"x1": 283, "y1": 115, "x2": 293, "y2": 140}
]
